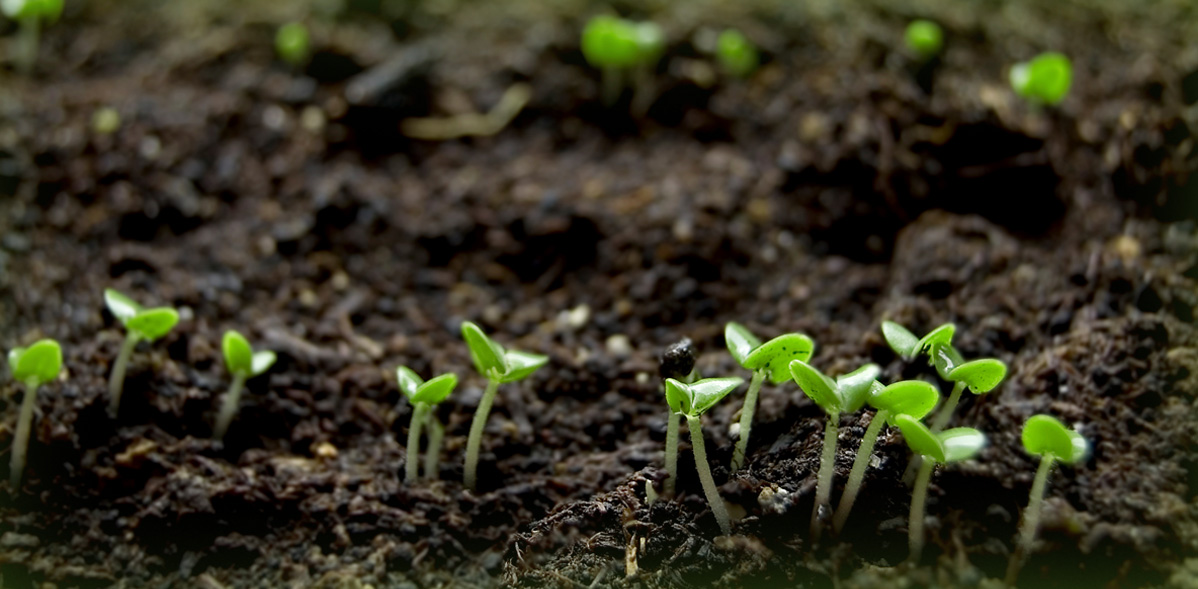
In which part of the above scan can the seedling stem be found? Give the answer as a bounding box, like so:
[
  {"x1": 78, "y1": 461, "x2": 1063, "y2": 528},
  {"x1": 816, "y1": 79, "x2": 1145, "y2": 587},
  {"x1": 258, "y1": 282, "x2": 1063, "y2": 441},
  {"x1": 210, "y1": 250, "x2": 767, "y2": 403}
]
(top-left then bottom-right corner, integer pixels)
[
  {"x1": 812, "y1": 413, "x2": 839, "y2": 540},
  {"x1": 464, "y1": 379, "x2": 500, "y2": 490},
  {"x1": 664, "y1": 411, "x2": 680, "y2": 495},
  {"x1": 424, "y1": 414, "x2": 445, "y2": 480},
  {"x1": 832, "y1": 410, "x2": 887, "y2": 532},
  {"x1": 406, "y1": 403, "x2": 431, "y2": 483},
  {"x1": 730, "y1": 369, "x2": 766, "y2": 471},
  {"x1": 213, "y1": 373, "x2": 246, "y2": 441},
  {"x1": 928, "y1": 381, "x2": 965, "y2": 432},
  {"x1": 10, "y1": 378, "x2": 39, "y2": 489},
  {"x1": 909, "y1": 459, "x2": 935, "y2": 562},
  {"x1": 686, "y1": 414, "x2": 731, "y2": 535},
  {"x1": 107, "y1": 332, "x2": 139, "y2": 417}
]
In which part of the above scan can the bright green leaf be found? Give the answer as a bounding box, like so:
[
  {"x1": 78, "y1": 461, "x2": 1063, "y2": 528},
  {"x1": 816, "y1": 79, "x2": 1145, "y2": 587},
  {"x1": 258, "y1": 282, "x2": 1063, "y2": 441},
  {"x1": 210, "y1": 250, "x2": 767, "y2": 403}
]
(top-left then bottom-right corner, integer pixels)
[
  {"x1": 499, "y1": 349, "x2": 548, "y2": 383},
  {"x1": 916, "y1": 323, "x2": 956, "y2": 357},
  {"x1": 679, "y1": 376, "x2": 743, "y2": 416},
  {"x1": 222, "y1": 330, "x2": 253, "y2": 376},
  {"x1": 251, "y1": 351, "x2": 277, "y2": 376},
  {"x1": 904, "y1": 19, "x2": 944, "y2": 59},
  {"x1": 664, "y1": 378, "x2": 686, "y2": 414},
  {"x1": 715, "y1": 28, "x2": 759, "y2": 78},
  {"x1": 939, "y1": 428, "x2": 986, "y2": 462},
  {"x1": 790, "y1": 360, "x2": 841, "y2": 415},
  {"x1": 948, "y1": 358, "x2": 1008, "y2": 394},
  {"x1": 1010, "y1": 52, "x2": 1072, "y2": 106},
  {"x1": 1066, "y1": 430, "x2": 1088, "y2": 465},
  {"x1": 275, "y1": 21, "x2": 311, "y2": 67},
  {"x1": 104, "y1": 289, "x2": 142, "y2": 324},
  {"x1": 870, "y1": 380, "x2": 939, "y2": 424},
  {"x1": 835, "y1": 363, "x2": 882, "y2": 413},
  {"x1": 881, "y1": 321, "x2": 919, "y2": 359},
  {"x1": 724, "y1": 322, "x2": 762, "y2": 368},
  {"x1": 894, "y1": 414, "x2": 945, "y2": 463},
  {"x1": 396, "y1": 366, "x2": 424, "y2": 400},
  {"x1": 580, "y1": 15, "x2": 642, "y2": 69},
  {"x1": 9, "y1": 339, "x2": 61, "y2": 386},
  {"x1": 412, "y1": 373, "x2": 458, "y2": 405},
  {"x1": 1021, "y1": 415, "x2": 1075, "y2": 460},
  {"x1": 461, "y1": 321, "x2": 508, "y2": 379},
  {"x1": 744, "y1": 333, "x2": 815, "y2": 384},
  {"x1": 931, "y1": 343, "x2": 964, "y2": 380},
  {"x1": 126, "y1": 308, "x2": 180, "y2": 342}
]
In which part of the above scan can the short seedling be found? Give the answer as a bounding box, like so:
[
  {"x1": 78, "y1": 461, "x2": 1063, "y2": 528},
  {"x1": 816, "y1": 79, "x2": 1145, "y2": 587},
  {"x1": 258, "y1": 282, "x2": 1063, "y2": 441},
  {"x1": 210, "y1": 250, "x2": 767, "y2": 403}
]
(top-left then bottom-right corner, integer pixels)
[
  {"x1": 213, "y1": 331, "x2": 277, "y2": 441},
  {"x1": 1009, "y1": 52, "x2": 1073, "y2": 106},
  {"x1": 904, "y1": 19, "x2": 944, "y2": 60},
  {"x1": 789, "y1": 359, "x2": 884, "y2": 541},
  {"x1": 580, "y1": 15, "x2": 664, "y2": 108},
  {"x1": 275, "y1": 21, "x2": 311, "y2": 68},
  {"x1": 104, "y1": 289, "x2": 180, "y2": 418},
  {"x1": 660, "y1": 337, "x2": 698, "y2": 496},
  {"x1": 715, "y1": 29, "x2": 759, "y2": 78},
  {"x1": 461, "y1": 321, "x2": 548, "y2": 491},
  {"x1": 894, "y1": 414, "x2": 986, "y2": 563},
  {"x1": 724, "y1": 322, "x2": 814, "y2": 471},
  {"x1": 7, "y1": 339, "x2": 61, "y2": 490},
  {"x1": 397, "y1": 367, "x2": 457, "y2": 483},
  {"x1": 664, "y1": 376, "x2": 743, "y2": 535},
  {"x1": 1005, "y1": 414, "x2": 1087, "y2": 585},
  {"x1": 2, "y1": 0, "x2": 62, "y2": 74}
]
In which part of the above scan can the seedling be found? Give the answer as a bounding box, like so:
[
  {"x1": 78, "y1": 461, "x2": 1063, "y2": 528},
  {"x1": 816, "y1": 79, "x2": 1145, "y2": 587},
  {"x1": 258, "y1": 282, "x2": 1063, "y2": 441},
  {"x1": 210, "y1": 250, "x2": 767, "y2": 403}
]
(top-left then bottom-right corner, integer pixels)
[
  {"x1": 1009, "y1": 52, "x2": 1073, "y2": 106},
  {"x1": 789, "y1": 359, "x2": 884, "y2": 540},
  {"x1": 659, "y1": 338, "x2": 698, "y2": 496},
  {"x1": 904, "y1": 19, "x2": 943, "y2": 60},
  {"x1": 580, "y1": 15, "x2": 664, "y2": 108},
  {"x1": 1005, "y1": 414, "x2": 1087, "y2": 585},
  {"x1": 715, "y1": 29, "x2": 758, "y2": 78},
  {"x1": 724, "y1": 322, "x2": 814, "y2": 471},
  {"x1": 664, "y1": 376, "x2": 743, "y2": 535},
  {"x1": 893, "y1": 414, "x2": 986, "y2": 563},
  {"x1": 275, "y1": 21, "x2": 311, "y2": 68},
  {"x1": 7, "y1": 339, "x2": 61, "y2": 490},
  {"x1": 461, "y1": 321, "x2": 548, "y2": 491},
  {"x1": 213, "y1": 331, "x2": 277, "y2": 440},
  {"x1": 2, "y1": 0, "x2": 62, "y2": 74},
  {"x1": 397, "y1": 367, "x2": 457, "y2": 483},
  {"x1": 104, "y1": 289, "x2": 180, "y2": 418}
]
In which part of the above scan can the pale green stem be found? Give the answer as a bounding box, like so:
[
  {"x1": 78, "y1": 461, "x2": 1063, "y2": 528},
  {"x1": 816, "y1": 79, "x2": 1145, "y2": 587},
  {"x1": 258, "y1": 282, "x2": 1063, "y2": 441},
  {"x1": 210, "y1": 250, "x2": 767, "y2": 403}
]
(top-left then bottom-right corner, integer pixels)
[
  {"x1": 909, "y1": 458, "x2": 935, "y2": 563},
  {"x1": 107, "y1": 332, "x2": 140, "y2": 419},
  {"x1": 731, "y1": 369, "x2": 766, "y2": 472},
  {"x1": 629, "y1": 63, "x2": 657, "y2": 119},
  {"x1": 833, "y1": 409, "x2": 890, "y2": 533},
  {"x1": 423, "y1": 412, "x2": 445, "y2": 481},
  {"x1": 930, "y1": 381, "x2": 966, "y2": 432},
  {"x1": 405, "y1": 403, "x2": 430, "y2": 483},
  {"x1": 1006, "y1": 455, "x2": 1056, "y2": 585},
  {"x1": 664, "y1": 411, "x2": 680, "y2": 496},
  {"x1": 464, "y1": 379, "x2": 500, "y2": 491},
  {"x1": 686, "y1": 415, "x2": 732, "y2": 536},
  {"x1": 811, "y1": 413, "x2": 839, "y2": 541},
  {"x1": 213, "y1": 373, "x2": 247, "y2": 441},
  {"x1": 601, "y1": 65, "x2": 623, "y2": 106},
  {"x1": 14, "y1": 16, "x2": 39, "y2": 75},
  {"x1": 9, "y1": 381, "x2": 39, "y2": 490}
]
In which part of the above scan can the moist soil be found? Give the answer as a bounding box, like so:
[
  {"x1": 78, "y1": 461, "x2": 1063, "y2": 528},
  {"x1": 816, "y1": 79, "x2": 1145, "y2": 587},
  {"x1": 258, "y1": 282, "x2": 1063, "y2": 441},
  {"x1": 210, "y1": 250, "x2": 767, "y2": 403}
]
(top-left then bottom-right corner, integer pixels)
[{"x1": 0, "y1": 0, "x2": 1196, "y2": 588}]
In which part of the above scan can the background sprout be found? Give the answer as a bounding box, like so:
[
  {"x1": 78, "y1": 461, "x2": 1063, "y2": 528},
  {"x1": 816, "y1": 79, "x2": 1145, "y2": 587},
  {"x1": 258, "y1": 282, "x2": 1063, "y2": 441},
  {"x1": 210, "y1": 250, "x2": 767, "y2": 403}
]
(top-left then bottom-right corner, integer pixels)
[
  {"x1": 104, "y1": 289, "x2": 180, "y2": 418},
  {"x1": 580, "y1": 15, "x2": 663, "y2": 108},
  {"x1": 904, "y1": 19, "x2": 944, "y2": 60},
  {"x1": 715, "y1": 29, "x2": 758, "y2": 78},
  {"x1": 397, "y1": 367, "x2": 458, "y2": 483},
  {"x1": 461, "y1": 321, "x2": 548, "y2": 491},
  {"x1": 92, "y1": 107, "x2": 121, "y2": 135},
  {"x1": 927, "y1": 358, "x2": 1007, "y2": 431},
  {"x1": 2, "y1": 0, "x2": 63, "y2": 74},
  {"x1": 664, "y1": 376, "x2": 743, "y2": 535},
  {"x1": 1009, "y1": 52, "x2": 1073, "y2": 106},
  {"x1": 1006, "y1": 414, "x2": 1087, "y2": 584},
  {"x1": 881, "y1": 321, "x2": 956, "y2": 365},
  {"x1": 213, "y1": 331, "x2": 277, "y2": 441},
  {"x1": 7, "y1": 339, "x2": 61, "y2": 490},
  {"x1": 724, "y1": 322, "x2": 814, "y2": 471},
  {"x1": 893, "y1": 414, "x2": 986, "y2": 563},
  {"x1": 275, "y1": 21, "x2": 311, "y2": 68}
]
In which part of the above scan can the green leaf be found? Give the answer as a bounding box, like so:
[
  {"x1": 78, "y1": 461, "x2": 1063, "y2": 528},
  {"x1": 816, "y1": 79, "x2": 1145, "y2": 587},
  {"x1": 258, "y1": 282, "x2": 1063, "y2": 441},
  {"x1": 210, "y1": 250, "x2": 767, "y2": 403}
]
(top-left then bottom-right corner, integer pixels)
[
  {"x1": 9, "y1": 339, "x2": 62, "y2": 386},
  {"x1": 744, "y1": 333, "x2": 815, "y2": 384},
  {"x1": 412, "y1": 373, "x2": 458, "y2": 405},
  {"x1": 869, "y1": 380, "x2": 939, "y2": 425},
  {"x1": 222, "y1": 330, "x2": 253, "y2": 376},
  {"x1": 904, "y1": 19, "x2": 944, "y2": 58},
  {"x1": 1066, "y1": 430, "x2": 1088, "y2": 465},
  {"x1": 894, "y1": 414, "x2": 945, "y2": 463},
  {"x1": 678, "y1": 376, "x2": 743, "y2": 416},
  {"x1": 881, "y1": 321, "x2": 919, "y2": 359},
  {"x1": 931, "y1": 343, "x2": 964, "y2": 380},
  {"x1": 126, "y1": 308, "x2": 180, "y2": 342},
  {"x1": 1011, "y1": 52, "x2": 1072, "y2": 106},
  {"x1": 939, "y1": 428, "x2": 986, "y2": 462},
  {"x1": 1021, "y1": 415, "x2": 1075, "y2": 460},
  {"x1": 724, "y1": 322, "x2": 762, "y2": 369},
  {"x1": 461, "y1": 321, "x2": 507, "y2": 379},
  {"x1": 104, "y1": 288, "x2": 142, "y2": 324},
  {"x1": 580, "y1": 15, "x2": 642, "y2": 68},
  {"x1": 948, "y1": 358, "x2": 1007, "y2": 394},
  {"x1": 835, "y1": 363, "x2": 881, "y2": 413},
  {"x1": 916, "y1": 323, "x2": 956, "y2": 357},
  {"x1": 715, "y1": 28, "x2": 759, "y2": 78},
  {"x1": 396, "y1": 366, "x2": 424, "y2": 400},
  {"x1": 664, "y1": 378, "x2": 686, "y2": 414},
  {"x1": 789, "y1": 360, "x2": 841, "y2": 415},
  {"x1": 251, "y1": 351, "x2": 277, "y2": 376},
  {"x1": 499, "y1": 349, "x2": 548, "y2": 383}
]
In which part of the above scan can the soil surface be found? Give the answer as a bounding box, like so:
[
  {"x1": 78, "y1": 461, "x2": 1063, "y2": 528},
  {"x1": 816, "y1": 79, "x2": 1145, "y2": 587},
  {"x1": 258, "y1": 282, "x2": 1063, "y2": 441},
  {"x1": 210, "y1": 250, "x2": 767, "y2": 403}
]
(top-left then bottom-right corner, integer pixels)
[{"x1": 0, "y1": 0, "x2": 1196, "y2": 588}]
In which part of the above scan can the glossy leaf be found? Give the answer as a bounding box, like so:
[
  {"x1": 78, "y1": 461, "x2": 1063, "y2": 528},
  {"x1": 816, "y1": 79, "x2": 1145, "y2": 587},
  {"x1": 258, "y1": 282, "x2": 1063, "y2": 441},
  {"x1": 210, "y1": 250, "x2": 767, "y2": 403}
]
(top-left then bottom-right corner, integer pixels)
[
  {"x1": 744, "y1": 333, "x2": 815, "y2": 384},
  {"x1": 789, "y1": 360, "x2": 840, "y2": 415},
  {"x1": 104, "y1": 289, "x2": 142, "y2": 324},
  {"x1": 499, "y1": 349, "x2": 549, "y2": 383},
  {"x1": 222, "y1": 331, "x2": 253, "y2": 376},
  {"x1": 724, "y1": 322, "x2": 762, "y2": 368},
  {"x1": 8, "y1": 339, "x2": 62, "y2": 386},
  {"x1": 1067, "y1": 430, "x2": 1088, "y2": 465},
  {"x1": 948, "y1": 358, "x2": 1007, "y2": 394},
  {"x1": 931, "y1": 343, "x2": 964, "y2": 380},
  {"x1": 677, "y1": 377, "x2": 743, "y2": 417},
  {"x1": 939, "y1": 428, "x2": 986, "y2": 462},
  {"x1": 251, "y1": 351, "x2": 277, "y2": 376},
  {"x1": 881, "y1": 321, "x2": 919, "y2": 359},
  {"x1": 1021, "y1": 415, "x2": 1077, "y2": 461},
  {"x1": 664, "y1": 378, "x2": 686, "y2": 414},
  {"x1": 412, "y1": 373, "x2": 458, "y2": 405},
  {"x1": 461, "y1": 321, "x2": 507, "y2": 379},
  {"x1": 126, "y1": 308, "x2": 180, "y2": 342},
  {"x1": 916, "y1": 323, "x2": 956, "y2": 357},
  {"x1": 869, "y1": 380, "x2": 939, "y2": 424},
  {"x1": 580, "y1": 15, "x2": 642, "y2": 68},
  {"x1": 895, "y1": 414, "x2": 945, "y2": 463},
  {"x1": 396, "y1": 366, "x2": 424, "y2": 400},
  {"x1": 835, "y1": 363, "x2": 882, "y2": 413}
]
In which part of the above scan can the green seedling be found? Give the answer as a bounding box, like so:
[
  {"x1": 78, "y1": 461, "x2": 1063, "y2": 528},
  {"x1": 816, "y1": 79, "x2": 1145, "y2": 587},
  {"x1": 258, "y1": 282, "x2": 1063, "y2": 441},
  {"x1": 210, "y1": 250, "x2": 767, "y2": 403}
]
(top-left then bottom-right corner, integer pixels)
[
  {"x1": 659, "y1": 338, "x2": 698, "y2": 496},
  {"x1": 580, "y1": 15, "x2": 664, "y2": 108},
  {"x1": 461, "y1": 321, "x2": 548, "y2": 491},
  {"x1": 397, "y1": 367, "x2": 457, "y2": 483},
  {"x1": 104, "y1": 289, "x2": 180, "y2": 418},
  {"x1": 715, "y1": 29, "x2": 758, "y2": 78},
  {"x1": 275, "y1": 21, "x2": 311, "y2": 68},
  {"x1": 904, "y1": 19, "x2": 943, "y2": 60},
  {"x1": 1006, "y1": 414, "x2": 1087, "y2": 585},
  {"x1": 832, "y1": 379, "x2": 939, "y2": 533},
  {"x1": 789, "y1": 359, "x2": 883, "y2": 541},
  {"x1": 1009, "y1": 52, "x2": 1073, "y2": 106},
  {"x1": 2, "y1": 0, "x2": 62, "y2": 74},
  {"x1": 894, "y1": 414, "x2": 986, "y2": 563},
  {"x1": 724, "y1": 322, "x2": 814, "y2": 471},
  {"x1": 213, "y1": 331, "x2": 277, "y2": 440},
  {"x1": 7, "y1": 339, "x2": 61, "y2": 490},
  {"x1": 664, "y1": 376, "x2": 743, "y2": 535},
  {"x1": 928, "y1": 358, "x2": 1007, "y2": 431}
]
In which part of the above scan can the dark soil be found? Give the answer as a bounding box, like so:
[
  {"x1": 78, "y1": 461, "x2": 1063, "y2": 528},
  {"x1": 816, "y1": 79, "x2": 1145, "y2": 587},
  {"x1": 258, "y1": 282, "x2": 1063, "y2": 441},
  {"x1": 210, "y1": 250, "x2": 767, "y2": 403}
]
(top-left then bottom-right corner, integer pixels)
[{"x1": 0, "y1": 0, "x2": 1195, "y2": 588}]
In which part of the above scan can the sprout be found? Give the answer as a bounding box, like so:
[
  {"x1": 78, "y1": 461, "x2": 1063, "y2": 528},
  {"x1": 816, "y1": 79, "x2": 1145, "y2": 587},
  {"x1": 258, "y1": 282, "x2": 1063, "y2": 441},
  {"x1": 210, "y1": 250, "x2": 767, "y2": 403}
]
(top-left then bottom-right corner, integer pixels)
[
  {"x1": 213, "y1": 331, "x2": 277, "y2": 441},
  {"x1": 724, "y1": 322, "x2": 814, "y2": 471},
  {"x1": 927, "y1": 358, "x2": 1008, "y2": 431},
  {"x1": 397, "y1": 367, "x2": 458, "y2": 483},
  {"x1": 461, "y1": 321, "x2": 548, "y2": 491},
  {"x1": 893, "y1": 414, "x2": 986, "y2": 563},
  {"x1": 275, "y1": 21, "x2": 311, "y2": 68},
  {"x1": 1005, "y1": 414, "x2": 1087, "y2": 585},
  {"x1": 7, "y1": 339, "x2": 61, "y2": 490},
  {"x1": 103, "y1": 289, "x2": 180, "y2": 419},
  {"x1": 664, "y1": 376, "x2": 743, "y2": 535},
  {"x1": 659, "y1": 337, "x2": 698, "y2": 496},
  {"x1": 715, "y1": 29, "x2": 759, "y2": 78},
  {"x1": 904, "y1": 19, "x2": 944, "y2": 60},
  {"x1": 1009, "y1": 52, "x2": 1073, "y2": 106},
  {"x1": 580, "y1": 15, "x2": 664, "y2": 108},
  {"x1": 1, "y1": 0, "x2": 62, "y2": 74}
]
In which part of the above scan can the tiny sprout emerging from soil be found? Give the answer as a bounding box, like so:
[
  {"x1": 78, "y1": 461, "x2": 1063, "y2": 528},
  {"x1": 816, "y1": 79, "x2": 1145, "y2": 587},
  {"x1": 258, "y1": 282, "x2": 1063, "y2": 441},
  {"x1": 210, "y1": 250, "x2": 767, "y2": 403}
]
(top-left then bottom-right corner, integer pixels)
[
  {"x1": 104, "y1": 289, "x2": 180, "y2": 419},
  {"x1": 904, "y1": 19, "x2": 944, "y2": 60},
  {"x1": 659, "y1": 337, "x2": 698, "y2": 496},
  {"x1": 664, "y1": 376, "x2": 743, "y2": 535},
  {"x1": 580, "y1": 15, "x2": 664, "y2": 108},
  {"x1": 461, "y1": 321, "x2": 548, "y2": 491},
  {"x1": 213, "y1": 331, "x2": 277, "y2": 441},
  {"x1": 724, "y1": 322, "x2": 814, "y2": 471},
  {"x1": 275, "y1": 21, "x2": 311, "y2": 68},
  {"x1": 893, "y1": 414, "x2": 986, "y2": 563},
  {"x1": 2, "y1": 0, "x2": 62, "y2": 74},
  {"x1": 397, "y1": 367, "x2": 458, "y2": 484},
  {"x1": 1006, "y1": 414, "x2": 1087, "y2": 585},
  {"x1": 7, "y1": 339, "x2": 61, "y2": 490},
  {"x1": 1009, "y1": 52, "x2": 1073, "y2": 106},
  {"x1": 715, "y1": 29, "x2": 759, "y2": 78}
]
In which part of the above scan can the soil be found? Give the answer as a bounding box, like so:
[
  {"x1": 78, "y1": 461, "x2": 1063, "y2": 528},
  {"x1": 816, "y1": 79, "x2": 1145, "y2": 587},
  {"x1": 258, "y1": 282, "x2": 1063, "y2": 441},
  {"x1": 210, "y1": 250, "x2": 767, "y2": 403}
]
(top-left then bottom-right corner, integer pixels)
[{"x1": 0, "y1": 0, "x2": 1196, "y2": 588}]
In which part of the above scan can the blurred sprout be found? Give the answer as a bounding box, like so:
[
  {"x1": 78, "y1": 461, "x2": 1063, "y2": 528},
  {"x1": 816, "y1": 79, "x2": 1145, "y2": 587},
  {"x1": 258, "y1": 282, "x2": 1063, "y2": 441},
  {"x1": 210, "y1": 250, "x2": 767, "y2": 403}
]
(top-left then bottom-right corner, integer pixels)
[
  {"x1": 92, "y1": 107, "x2": 122, "y2": 135},
  {"x1": 715, "y1": 29, "x2": 758, "y2": 78},
  {"x1": 2, "y1": 0, "x2": 64, "y2": 74},
  {"x1": 275, "y1": 21, "x2": 312, "y2": 68},
  {"x1": 581, "y1": 15, "x2": 665, "y2": 108},
  {"x1": 904, "y1": 20, "x2": 943, "y2": 60},
  {"x1": 1010, "y1": 52, "x2": 1072, "y2": 106}
]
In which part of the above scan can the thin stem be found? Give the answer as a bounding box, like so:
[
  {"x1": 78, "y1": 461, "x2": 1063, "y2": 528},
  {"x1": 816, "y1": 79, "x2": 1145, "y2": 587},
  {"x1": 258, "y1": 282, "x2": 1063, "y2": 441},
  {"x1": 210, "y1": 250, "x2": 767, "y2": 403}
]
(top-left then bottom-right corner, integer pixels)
[
  {"x1": 731, "y1": 369, "x2": 766, "y2": 471},
  {"x1": 811, "y1": 413, "x2": 839, "y2": 541},
  {"x1": 686, "y1": 415, "x2": 732, "y2": 535},
  {"x1": 664, "y1": 411, "x2": 680, "y2": 496},
  {"x1": 213, "y1": 373, "x2": 246, "y2": 441},
  {"x1": 601, "y1": 66, "x2": 623, "y2": 106},
  {"x1": 9, "y1": 382, "x2": 40, "y2": 490},
  {"x1": 833, "y1": 409, "x2": 889, "y2": 533},
  {"x1": 107, "y1": 332, "x2": 140, "y2": 419},
  {"x1": 930, "y1": 381, "x2": 966, "y2": 432},
  {"x1": 908, "y1": 458, "x2": 935, "y2": 563},
  {"x1": 405, "y1": 403, "x2": 429, "y2": 483},
  {"x1": 464, "y1": 379, "x2": 500, "y2": 491},
  {"x1": 1006, "y1": 455, "x2": 1056, "y2": 585},
  {"x1": 423, "y1": 412, "x2": 445, "y2": 481},
  {"x1": 15, "y1": 16, "x2": 39, "y2": 75}
]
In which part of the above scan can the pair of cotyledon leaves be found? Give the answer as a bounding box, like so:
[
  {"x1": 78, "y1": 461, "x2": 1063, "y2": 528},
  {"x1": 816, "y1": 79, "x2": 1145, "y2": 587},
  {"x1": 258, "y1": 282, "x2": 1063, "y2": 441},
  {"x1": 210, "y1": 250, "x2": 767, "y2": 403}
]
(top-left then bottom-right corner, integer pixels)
[
  {"x1": 461, "y1": 321, "x2": 548, "y2": 383},
  {"x1": 105, "y1": 289, "x2": 180, "y2": 343},
  {"x1": 8, "y1": 339, "x2": 62, "y2": 386},
  {"x1": 894, "y1": 414, "x2": 986, "y2": 464},
  {"x1": 396, "y1": 367, "x2": 458, "y2": 406},
  {"x1": 790, "y1": 360, "x2": 940, "y2": 424},
  {"x1": 881, "y1": 321, "x2": 1007, "y2": 394},
  {"x1": 1022, "y1": 414, "x2": 1087, "y2": 464},
  {"x1": 222, "y1": 331, "x2": 276, "y2": 378},
  {"x1": 664, "y1": 377, "x2": 744, "y2": 418},
  {"x1": 725, "y1": 322, "x2": 815, "y2": 383}
]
